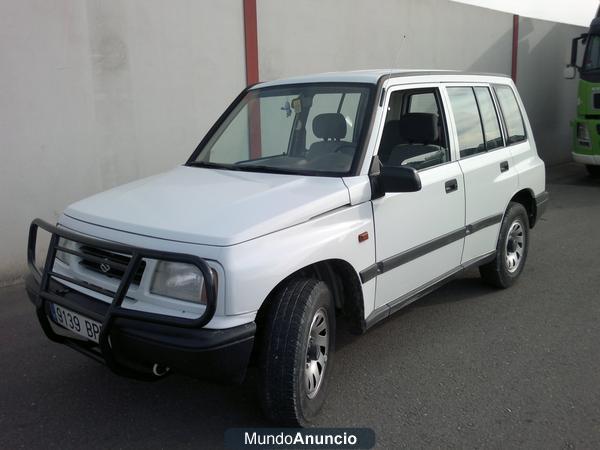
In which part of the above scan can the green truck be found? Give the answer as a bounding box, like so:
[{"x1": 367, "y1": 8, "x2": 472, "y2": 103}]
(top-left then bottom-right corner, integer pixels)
[{"x1": 567, "y1": 10, "x2": 600, "y2": 177}]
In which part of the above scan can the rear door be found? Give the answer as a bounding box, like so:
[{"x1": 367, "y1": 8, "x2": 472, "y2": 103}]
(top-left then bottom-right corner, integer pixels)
[
  {"x1": 443, "y1": 84, "x2": 518, "y2": 264},
  {"x1": 370, "y1": 84, "x2": 465, "y2": 311},
  {"x1": 493, "y1": 83, "x2": 532, "y2": 183}
]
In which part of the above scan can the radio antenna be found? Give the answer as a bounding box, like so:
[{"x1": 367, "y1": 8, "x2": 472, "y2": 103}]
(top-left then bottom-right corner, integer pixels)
[
  {"x1": 381, "y1": 34, "x2": 406, "y2": 106},
  {"x1": 372, "y1": 33, "x2": 407, "y2": 175},
  {"x1": 385, "y1": 34, "x2": 406, "y2": 86}
]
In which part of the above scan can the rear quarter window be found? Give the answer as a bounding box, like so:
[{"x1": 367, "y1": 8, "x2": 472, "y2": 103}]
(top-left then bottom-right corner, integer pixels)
[{"x1": 494, "y1": 85, "x2": 527, "y2": 144}]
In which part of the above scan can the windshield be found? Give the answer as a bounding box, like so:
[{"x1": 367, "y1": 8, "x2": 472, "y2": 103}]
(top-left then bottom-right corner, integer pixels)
[
  {"x1": 583, "y1": 34, "x2": 600, "y2": 72},
  {"x1": 189, "y1": 84, "x2": 373, "y2": 176}
]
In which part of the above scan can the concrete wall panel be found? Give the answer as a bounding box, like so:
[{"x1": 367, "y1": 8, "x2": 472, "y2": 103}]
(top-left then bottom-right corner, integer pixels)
[
  {"x1": 516, "y1": 17, "x2": 586, "y2": 165},
  {"x1": 0, "y1": 0, "x2": 589, "y2": 282},
  {"x1": 0, "y1": 0, "x2": 246, "y2": 284},
  {"x1": 257, "y1": 0, "x2": 513, "y2": 80}
]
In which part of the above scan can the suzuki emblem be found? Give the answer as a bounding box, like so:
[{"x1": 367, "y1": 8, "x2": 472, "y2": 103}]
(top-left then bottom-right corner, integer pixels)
[{"x1": 100, "y1": 262, "x2": 111, "y2": 273}]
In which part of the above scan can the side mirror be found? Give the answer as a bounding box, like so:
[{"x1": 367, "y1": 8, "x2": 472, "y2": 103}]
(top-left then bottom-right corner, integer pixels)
[
  {"x1": 564, "y1": 65, "x2": 576, "y2": 80},
  {"x1": 380, "y1": 165, "x2": 422, "y2": 193},
  {"x1": 567, "y1": 33, "x2": 587, "y2": 75}
]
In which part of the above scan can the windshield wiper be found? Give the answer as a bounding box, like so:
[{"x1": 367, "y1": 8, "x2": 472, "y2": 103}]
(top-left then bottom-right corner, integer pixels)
[
  {"x1": 230, "y1": 164, "x2": 300, "y2": 175},
  {"x1": 187, "y1": 161, "x2": 237, "y2": 170},
  {"x1": 188, "y1": 160, "x2": 299, "y2": 175}
]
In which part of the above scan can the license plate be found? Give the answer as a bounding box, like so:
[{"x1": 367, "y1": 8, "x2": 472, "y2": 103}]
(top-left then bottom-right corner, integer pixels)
[{"x1": 50, "y1": 303, "x2": 102, "y2": 344}]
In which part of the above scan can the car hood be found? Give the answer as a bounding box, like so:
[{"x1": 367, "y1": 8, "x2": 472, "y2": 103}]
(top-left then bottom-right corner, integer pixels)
[{"x1": 63, "y1": 166, "x2": 351, "y2": 246}]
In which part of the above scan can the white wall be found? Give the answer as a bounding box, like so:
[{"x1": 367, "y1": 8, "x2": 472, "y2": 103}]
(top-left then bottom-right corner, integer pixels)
[
  {"x1": 0, "y1": 0, "x2": 246, "y2": 284},
  {"x1": 0, "y1": 0, "x2": 586, "y2": 283},
  {"x1": 257, "y1": 0, "x2": 513, "y2": 79},
  {"x1": 257, "y1": 0, "x2": 586, "y2": 166},
  {"x1": 516, "y1": 17, "x2": 586, "y2": 165}
]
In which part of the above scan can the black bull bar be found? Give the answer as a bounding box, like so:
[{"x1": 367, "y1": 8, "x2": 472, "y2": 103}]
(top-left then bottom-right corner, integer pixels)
[{"x1": 27, "y1": 218, "x2": 218, "y2": 378}]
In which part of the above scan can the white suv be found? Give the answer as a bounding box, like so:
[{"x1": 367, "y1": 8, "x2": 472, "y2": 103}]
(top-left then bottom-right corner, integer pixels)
[{"x1": 26, "y1": 70, "x2": 547, "y2": 426}]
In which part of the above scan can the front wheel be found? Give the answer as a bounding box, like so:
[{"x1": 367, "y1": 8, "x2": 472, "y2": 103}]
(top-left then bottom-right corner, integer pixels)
[
  {"x1": 586, "y1": 164, "x2": 600, "y2": 178},
  {"x1": 258, "y1": 279, "x2": 335, "y2": 426},
  {"x1": 479, "y1": 202, "x2": 530, "y2": 288}
]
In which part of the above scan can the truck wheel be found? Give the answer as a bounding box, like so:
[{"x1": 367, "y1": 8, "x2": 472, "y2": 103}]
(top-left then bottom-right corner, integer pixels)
[
  {"x1": 258, "y1": 278, "x2": 335, "y2": 426},
  {"x1": 586, "y1": 165, "x2": 600, "y2": 178},
  {"x1": 479, "y1": 202, "x2": 530, "y2": 289}
]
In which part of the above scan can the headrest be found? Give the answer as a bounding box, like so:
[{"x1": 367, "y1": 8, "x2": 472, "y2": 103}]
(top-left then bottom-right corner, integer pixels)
[
  {"x1": 398, "y1": 113, "x2": 438, "y2": 144},
  {"x1": 381, "y1": 120, "x2": 403, "y2": 146},
  {"x1": 313, "y1": 113, "x2": 347, "y2": 140}
]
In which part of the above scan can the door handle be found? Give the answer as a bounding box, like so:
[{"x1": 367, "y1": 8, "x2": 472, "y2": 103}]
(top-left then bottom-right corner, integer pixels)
[
  {"x1": 445, "y1": 179, "x2": 458, "y2": 193},
  {"x1": 500, "y1": 161, "x2": 509, "y2": 172}
]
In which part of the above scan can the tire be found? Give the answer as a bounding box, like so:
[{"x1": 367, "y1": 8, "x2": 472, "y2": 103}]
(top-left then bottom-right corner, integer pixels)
[
  {"x1": 258, "y1": 278, "x2": 335, "y2": 426},
  {"x1": 586, "y1": 164, "x2": 600, "y2": 178},
  {"x1": 479, "y1": 202, "x2": 530, "y2": 289}
]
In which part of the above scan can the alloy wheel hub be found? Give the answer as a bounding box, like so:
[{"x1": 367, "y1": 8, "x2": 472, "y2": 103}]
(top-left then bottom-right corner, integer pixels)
[
  {"x1": 505, "y1": 220, "x2": 525, "y2": 273},
  {"x1": 305, "y1": 308, "x2": 329, "y2": 399}
]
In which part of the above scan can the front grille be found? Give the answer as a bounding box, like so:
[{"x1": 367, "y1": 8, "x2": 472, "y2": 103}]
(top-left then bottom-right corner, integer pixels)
[
  {"x1": 594, "y1": 93, "x2": 600, "y2": 109},
  {"x1": 79, "y1": 245, "x2": 146, "y2": 285}
]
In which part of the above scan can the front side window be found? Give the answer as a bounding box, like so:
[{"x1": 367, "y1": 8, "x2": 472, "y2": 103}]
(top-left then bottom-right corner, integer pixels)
[
  {"x1": 190, "y1": 84, "x2": 372, "y2": 175},
  {"x1": 494, "y1": 85, "x2": 526, "y2": 144},
  {"x1": 377, "y1": 88, "x2": 450, "y2": 170},
  {"x1": 447, "y1": 87, "x2": 485, "y2": 157}
]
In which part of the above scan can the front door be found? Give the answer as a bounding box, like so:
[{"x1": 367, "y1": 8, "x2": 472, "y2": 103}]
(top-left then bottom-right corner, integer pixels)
[{"x1": 371, "y1": 85, "x2": 466, "y2": 311}]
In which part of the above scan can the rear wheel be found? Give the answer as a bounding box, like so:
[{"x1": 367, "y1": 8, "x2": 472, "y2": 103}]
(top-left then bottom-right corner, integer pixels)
[
  {"x1": 258, "y1": 278, "x2": 335, "y2": 426},
  {"x1": 479, "y1": 202, "x2": 530, "y2": 288},
  {"x1": 586, "y1": 164, "x2": 600, "y2": 178}
]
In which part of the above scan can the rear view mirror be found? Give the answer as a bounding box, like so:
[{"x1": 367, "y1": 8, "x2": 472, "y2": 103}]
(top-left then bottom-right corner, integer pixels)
[
  {"x1": 566, "y1": 33, "x2": 587, "y2": 78},
  {"x1": 380, "y1": 165, "x2": 422, "y2": 193},
  {"x1": 564, "y1": 65, "x2": 576, "y2": 80}
]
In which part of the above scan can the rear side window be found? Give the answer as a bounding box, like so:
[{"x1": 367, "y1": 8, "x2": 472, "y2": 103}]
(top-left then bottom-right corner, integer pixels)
[
  {"x1": 474, "y1": 87, "x2": 503, "y2": 150},
  {"x1": 447, "y1": 87, "x2": 485, "y2": 157},
  {"x1": 494, "y1": 85, "x2": 527, "y2": 144}
]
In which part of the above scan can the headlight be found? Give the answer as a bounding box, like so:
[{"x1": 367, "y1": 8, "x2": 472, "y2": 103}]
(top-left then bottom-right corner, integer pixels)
[
  {"x1": 55, "y1": 238, "x2": 76, "y2": 265},
  {"x1": 150, "y1": 261, "x2": 216, "y2": 304},
  {"x1": 577, "y1": 123, "x2": 591, "y2": 146}
]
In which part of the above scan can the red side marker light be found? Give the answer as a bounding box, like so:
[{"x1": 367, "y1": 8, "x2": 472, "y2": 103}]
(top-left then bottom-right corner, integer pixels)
[{"x1": 358, "y1": 231, "x2": 369, "y2": 243}]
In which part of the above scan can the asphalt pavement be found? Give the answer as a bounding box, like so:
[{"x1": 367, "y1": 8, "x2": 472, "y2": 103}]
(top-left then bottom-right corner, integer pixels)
[{"x1": 1, "y1": 163, "x2": 599, "y2": 449}]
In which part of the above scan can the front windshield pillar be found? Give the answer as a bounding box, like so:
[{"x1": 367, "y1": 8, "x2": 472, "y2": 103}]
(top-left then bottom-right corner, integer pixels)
[{"x1": 248, "y1": 99, "x2": 262, "y2": 159}]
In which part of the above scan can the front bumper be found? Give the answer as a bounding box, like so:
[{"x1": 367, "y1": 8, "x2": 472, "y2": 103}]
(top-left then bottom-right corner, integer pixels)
[
  {"x1": 26, "y1": 219, "x2": 255, "y2": 383},
  {"x1": 26, "y1": 275, "x2": 255, "y2": 383},
  {"x1": 572, "y1": 152, "x2": 600, "y2": 166},
  {"x1": 571, "y1": 117, "x2": 600, "y2": 163}
]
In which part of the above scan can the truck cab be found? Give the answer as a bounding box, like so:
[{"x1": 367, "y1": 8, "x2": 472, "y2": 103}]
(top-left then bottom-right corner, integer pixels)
[{"x1": 567, "y1": 13, "x2": 600, "y2": 176}]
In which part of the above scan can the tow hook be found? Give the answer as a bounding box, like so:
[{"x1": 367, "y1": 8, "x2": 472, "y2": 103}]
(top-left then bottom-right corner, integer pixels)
[{"x1": 152, "y1": 363, "x2": 170, "y2": 377}]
